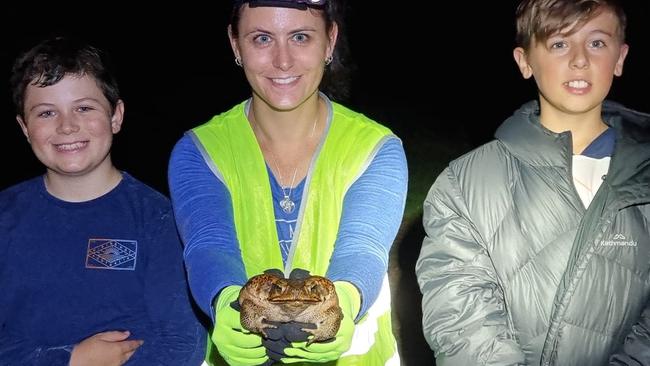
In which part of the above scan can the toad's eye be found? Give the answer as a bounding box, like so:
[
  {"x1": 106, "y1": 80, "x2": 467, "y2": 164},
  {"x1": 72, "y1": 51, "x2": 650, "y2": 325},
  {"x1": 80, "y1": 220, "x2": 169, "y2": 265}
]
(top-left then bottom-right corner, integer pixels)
[{"x1": 311, "y1": 284, "x2": 327, "y2": 296}]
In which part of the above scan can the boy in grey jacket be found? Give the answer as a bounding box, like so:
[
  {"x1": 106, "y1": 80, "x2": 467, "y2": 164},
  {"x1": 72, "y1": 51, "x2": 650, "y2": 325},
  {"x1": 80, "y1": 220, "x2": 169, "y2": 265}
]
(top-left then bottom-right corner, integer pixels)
[{"x1": 416, "y1": 0, "x2": 650, "y2": 365}]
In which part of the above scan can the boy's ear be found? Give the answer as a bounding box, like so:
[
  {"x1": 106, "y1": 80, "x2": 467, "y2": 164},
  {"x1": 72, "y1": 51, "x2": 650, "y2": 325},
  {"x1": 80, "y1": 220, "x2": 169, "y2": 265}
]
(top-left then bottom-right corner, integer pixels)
[
  {"x1": 614, "y1": 43, "x2": 629, "y2": 77},
  {"x1": 16, "y1": 115, "x2": 30, "y2": 143},
  {"x1": 513, "y1": 47, "x2": 533, "y2": 79},
  {"x1": 111, "y1": 100, "x2": 125, "y2": 134}
]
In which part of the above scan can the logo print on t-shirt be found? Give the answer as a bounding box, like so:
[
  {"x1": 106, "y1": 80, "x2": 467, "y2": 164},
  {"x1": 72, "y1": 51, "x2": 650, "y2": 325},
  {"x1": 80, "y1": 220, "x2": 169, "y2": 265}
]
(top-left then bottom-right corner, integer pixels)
[{"x1": 85, "y1": 239, "x2": 137, "y2": 270}]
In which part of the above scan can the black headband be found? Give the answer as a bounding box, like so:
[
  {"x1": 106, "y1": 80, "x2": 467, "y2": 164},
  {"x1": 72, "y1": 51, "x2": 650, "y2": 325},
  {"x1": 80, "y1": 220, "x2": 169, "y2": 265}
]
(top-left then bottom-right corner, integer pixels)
[{"x1": 234, "y1": 0, "x2": 327, "y2": 10}]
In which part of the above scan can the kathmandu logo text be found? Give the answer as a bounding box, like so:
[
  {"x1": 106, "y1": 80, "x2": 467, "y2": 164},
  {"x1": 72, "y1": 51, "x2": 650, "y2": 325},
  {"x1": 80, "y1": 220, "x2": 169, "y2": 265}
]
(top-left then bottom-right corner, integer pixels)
[{"x1": 599, "y1": 234, "x2": 637, "y2": 247}]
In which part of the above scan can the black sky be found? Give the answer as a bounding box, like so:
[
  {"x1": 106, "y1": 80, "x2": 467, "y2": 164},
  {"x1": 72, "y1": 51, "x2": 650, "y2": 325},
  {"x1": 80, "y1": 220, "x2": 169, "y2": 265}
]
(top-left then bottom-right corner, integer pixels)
[{"x1": 1, "y1": 1, "x2": 649, "y2": 193}]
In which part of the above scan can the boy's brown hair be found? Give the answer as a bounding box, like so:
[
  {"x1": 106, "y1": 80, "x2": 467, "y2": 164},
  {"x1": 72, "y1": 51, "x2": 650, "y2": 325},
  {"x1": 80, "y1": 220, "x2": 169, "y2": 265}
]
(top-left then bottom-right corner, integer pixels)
[{"x1": 515, "y1": 0, "x2": 627, "y2": 50}]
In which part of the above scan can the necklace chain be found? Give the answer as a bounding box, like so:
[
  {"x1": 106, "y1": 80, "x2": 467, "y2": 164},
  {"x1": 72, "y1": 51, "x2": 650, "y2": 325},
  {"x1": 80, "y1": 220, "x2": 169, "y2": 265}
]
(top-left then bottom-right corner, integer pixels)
[
  {"x1": 253, "y1": 110, "x2": 319, "y2": 214},
  {"x1": 267, "y1": 150, "x2": 298, "y2": 213}
]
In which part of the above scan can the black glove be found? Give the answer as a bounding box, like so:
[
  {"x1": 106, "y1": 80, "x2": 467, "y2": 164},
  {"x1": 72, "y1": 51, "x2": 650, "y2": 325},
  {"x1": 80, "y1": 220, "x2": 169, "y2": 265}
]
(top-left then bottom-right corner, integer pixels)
[{"x1": 262, "y1": 321, "x2": 315, "y2": 362}]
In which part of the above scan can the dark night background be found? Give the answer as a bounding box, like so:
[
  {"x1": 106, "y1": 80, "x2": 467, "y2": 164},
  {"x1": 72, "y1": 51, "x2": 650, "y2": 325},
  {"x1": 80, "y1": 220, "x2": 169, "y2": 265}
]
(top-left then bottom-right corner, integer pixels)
[{"x1": 1, "y1": 2, "x2": 649, "y2": 364}]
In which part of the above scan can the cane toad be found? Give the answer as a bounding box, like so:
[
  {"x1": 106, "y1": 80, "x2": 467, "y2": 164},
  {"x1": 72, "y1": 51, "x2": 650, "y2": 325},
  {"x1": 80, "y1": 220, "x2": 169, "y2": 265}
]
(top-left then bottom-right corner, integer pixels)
[{"x1": 239, "y1": 270, "x2": 343, "y2": 343}]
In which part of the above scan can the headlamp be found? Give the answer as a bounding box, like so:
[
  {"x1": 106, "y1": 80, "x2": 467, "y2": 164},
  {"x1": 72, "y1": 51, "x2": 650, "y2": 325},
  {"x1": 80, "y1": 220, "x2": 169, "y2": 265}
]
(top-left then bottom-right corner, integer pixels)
[{"x1": 234, "y1": 0, "x2": 327, "y2": 10}]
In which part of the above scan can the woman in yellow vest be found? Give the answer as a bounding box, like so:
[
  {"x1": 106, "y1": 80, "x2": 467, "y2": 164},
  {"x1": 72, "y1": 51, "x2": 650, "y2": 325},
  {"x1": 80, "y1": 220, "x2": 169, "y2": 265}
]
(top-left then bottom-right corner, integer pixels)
[{"x1": 168, "y1": 1, "x2": 407, "y2": 364}]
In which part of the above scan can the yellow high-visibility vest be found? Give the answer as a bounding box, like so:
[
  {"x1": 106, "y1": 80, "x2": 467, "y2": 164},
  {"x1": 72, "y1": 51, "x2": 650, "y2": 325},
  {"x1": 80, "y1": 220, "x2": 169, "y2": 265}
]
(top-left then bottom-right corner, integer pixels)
[{"x1": 192, "y1": 98, "x2": 400, "y2": 365}]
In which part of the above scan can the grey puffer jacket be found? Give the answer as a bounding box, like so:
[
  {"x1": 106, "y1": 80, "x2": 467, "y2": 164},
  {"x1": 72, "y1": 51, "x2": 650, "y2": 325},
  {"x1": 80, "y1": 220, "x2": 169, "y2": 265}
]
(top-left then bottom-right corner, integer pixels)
[{"x1": 416, "y1": 100, "x2": 650, "y2": 366}]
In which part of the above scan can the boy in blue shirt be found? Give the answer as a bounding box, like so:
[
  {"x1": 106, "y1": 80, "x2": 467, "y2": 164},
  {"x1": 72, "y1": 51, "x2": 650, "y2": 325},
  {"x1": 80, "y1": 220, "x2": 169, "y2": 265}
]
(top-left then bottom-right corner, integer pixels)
[{"x1": 0, "y1": 36, "x2": 206, "y2": 365}]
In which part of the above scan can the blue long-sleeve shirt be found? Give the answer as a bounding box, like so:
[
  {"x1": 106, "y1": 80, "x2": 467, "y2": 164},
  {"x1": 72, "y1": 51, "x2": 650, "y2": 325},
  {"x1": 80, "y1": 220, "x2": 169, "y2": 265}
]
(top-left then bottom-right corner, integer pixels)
[
  {"x1": 169, "y1": 123, "x2": 407, "y2": 321},
  {"x1": 0, "y1": 173, "x2": 206, "y2": 365}
]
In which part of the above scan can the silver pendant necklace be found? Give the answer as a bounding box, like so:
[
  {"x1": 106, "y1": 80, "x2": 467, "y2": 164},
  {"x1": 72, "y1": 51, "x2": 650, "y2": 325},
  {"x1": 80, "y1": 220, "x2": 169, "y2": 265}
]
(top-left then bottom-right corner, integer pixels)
[
  {"x1": 269, "y1": 153, "x2": 298, "y2": 214},
  {"x1": 252, "y1": 106, "x2": 319, "y2": 215}
]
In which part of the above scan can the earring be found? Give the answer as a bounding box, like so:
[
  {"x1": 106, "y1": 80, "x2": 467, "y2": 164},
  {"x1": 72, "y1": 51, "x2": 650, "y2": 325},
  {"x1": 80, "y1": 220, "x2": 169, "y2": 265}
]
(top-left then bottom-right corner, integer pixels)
[
  {"x1": 235, "y1": 57, "x2": 243, "y2": 67},
  {"x1": 325, "y1": 55, "x2": 333, "y2": 66}
]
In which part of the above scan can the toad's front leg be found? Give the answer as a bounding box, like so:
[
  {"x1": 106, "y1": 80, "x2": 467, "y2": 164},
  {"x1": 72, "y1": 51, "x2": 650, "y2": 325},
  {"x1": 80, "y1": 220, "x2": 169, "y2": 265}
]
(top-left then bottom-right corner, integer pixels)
[
  {"x1": 239, "y1": 301, "x2": 278, "y2": 338},
  {"x1": 302, "y1": 306, "x2": 343, "y2": 345}
]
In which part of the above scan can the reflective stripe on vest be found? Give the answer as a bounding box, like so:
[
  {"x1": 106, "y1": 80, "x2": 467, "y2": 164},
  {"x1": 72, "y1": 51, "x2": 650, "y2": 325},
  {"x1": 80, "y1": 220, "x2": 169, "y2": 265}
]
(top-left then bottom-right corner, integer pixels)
[{"x1": 193, "y1": 99, "x2": 400, "y2": 365}]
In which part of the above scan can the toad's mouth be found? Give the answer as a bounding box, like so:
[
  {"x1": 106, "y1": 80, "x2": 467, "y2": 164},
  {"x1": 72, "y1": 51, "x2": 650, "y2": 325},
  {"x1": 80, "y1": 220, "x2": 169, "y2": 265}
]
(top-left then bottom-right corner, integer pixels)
[{"x1": 268, "y1": 297, "x2": 322, "y2": 303}]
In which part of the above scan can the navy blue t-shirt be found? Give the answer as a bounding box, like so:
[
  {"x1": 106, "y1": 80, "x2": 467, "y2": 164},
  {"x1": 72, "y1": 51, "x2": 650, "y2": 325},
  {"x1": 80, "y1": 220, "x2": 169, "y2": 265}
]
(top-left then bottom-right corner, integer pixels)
[{"x1": 0, "y1": 173, "x2": 206, "y2": 365}]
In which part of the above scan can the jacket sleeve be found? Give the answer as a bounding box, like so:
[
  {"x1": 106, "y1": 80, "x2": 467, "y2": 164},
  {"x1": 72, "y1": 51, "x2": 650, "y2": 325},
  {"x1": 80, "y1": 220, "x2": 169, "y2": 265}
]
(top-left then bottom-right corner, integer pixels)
[
  {"x1": 609, "y1": 304, "x2": 650, "y2": 365},
  {"x1": 415, "y1": 167, "x2": 525, "y2": 365}
]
